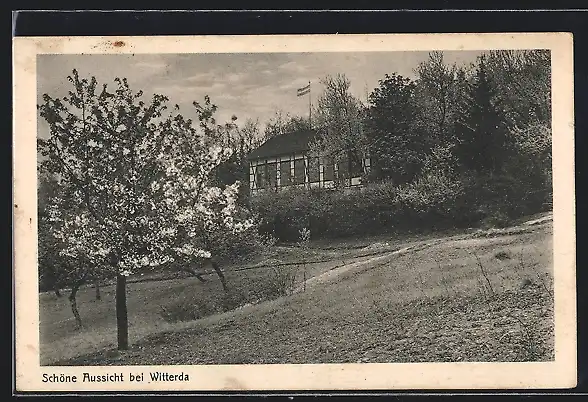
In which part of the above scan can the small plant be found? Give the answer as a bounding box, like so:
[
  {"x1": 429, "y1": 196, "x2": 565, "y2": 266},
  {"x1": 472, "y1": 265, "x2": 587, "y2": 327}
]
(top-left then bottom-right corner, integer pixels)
[
  {"x1": 472, "y1": 252, "x2": 495, "y2": 296},
  {"x1": 262, "y1": 266, "x2": 297, "y2": 299},
  {"x1": 298, "y1": 227, "x2": 311, "y2": 292},
  {"x1": 436, "y1": 258, "x2": 451, "y2": 297},
  {"x1": 416, "y1": 270, "x2": 428, "y2": 299},
  {"x1": 476, "y1": 276, "x2": 489, "y2": 299},
  {"x1": 371, "y1": 298, "x2": 390, "y2": 322},
  {"x1": 299, "y1": 227, "x2": 311, "y2": 243},
  {"x1": 439, "y1": 277, "x2": 451, "y2": 297},
  {"x1": 494, "y1": 250, "x2": 512, "y2": 260},
  {"x1": 159, "y1": 299, "x2": 215, "y2": 323}
]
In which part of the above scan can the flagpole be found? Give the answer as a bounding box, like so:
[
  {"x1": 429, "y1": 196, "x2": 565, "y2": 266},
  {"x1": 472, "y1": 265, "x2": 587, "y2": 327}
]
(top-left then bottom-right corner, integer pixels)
[{"x1": 308, "y1": 80, "x2": 312, "y2": 129}]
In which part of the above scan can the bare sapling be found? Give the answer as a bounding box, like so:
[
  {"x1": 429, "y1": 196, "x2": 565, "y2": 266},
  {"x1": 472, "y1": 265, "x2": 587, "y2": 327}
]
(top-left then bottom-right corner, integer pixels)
[
  {"x1": 472, "y1": 252, "x2": 495, "y2": 296},
  {"x1": 298, "y1": 227, "x2": 311, "y2": 292}
]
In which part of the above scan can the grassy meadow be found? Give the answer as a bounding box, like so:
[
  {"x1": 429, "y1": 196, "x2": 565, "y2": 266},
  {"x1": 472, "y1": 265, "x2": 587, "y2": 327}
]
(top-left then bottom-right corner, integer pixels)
[{"x1": 41, "y1": 213, "x2": 554, "y2": 366}]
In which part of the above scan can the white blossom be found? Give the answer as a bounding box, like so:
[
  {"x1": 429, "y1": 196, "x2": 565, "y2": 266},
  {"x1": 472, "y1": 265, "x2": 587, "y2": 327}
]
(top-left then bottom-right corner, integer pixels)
[{"x1": 40, "y1": 83, "x2": 258, "y2": 282}]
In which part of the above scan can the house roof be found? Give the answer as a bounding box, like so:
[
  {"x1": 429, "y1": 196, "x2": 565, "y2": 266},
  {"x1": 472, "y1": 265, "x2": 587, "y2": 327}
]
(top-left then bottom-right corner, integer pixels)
[{"x1": 247, "y1": 128, "x2": 319, "y2": 161}]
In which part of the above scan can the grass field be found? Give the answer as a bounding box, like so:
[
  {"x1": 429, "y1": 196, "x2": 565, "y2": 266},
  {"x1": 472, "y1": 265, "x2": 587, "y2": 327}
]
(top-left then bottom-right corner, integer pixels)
[{"x1": 40, "y1": 212, "x2": 554, "y2": 366}]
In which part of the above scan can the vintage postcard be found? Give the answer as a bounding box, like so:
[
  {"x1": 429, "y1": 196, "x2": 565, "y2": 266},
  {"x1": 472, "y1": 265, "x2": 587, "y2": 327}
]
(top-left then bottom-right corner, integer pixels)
[{"x1": 13, "y1": 32, "x2": 576, "y2": 392}]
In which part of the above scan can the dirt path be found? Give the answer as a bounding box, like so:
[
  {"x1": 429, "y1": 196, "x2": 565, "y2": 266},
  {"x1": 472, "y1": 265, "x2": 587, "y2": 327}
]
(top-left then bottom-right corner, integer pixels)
[
  {"x1": 296, "y1": 211, "x2": 553, "y2": 292},
  {"x1": 295, "y1": 243, "x2": 429, "y2": 292}
]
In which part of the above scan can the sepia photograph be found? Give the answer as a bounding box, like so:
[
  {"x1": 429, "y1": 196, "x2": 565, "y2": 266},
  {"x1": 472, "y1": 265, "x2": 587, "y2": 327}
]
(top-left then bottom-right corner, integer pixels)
[{"x1": 13, "y1": 33, "x2": 576, "y2": 391}]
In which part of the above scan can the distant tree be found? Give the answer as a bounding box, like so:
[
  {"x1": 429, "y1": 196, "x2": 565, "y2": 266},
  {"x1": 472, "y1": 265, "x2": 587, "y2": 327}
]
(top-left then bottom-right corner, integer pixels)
[
  {"x1": 209, "y1": 117, "x2": 264, "y2": 202},
  {"x1": 309, "y1": 74, "x2": 367, "y2": 185},
  {"x1": 414, "y1": 51, "x2": 461, "y2": 146},
  {"x1": 363, "y1": 73, "x2": 424, "y2": 183},
  {"x1": 484, "y1": 49, "x2": 551, "y2": 128},
  {"x1": 38, "y1": 69, "x2": 254, "y2": 349},
  {"x1": 192, "y1": 95, "x2": 220, "y2": 137},
  {"x1": 453, "y1": 56, "x2": 513, "y2": 174},
  {"x1": 238, "y1": 118, "x2": 264, "y2": 156},
  {"x1": 263, "y1": 109, "x2": 309, "y2": 141}
]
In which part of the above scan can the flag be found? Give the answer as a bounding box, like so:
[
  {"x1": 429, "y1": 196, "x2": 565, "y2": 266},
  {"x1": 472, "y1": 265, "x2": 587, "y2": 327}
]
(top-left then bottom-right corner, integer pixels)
[{"x1": 297, "y1": 83, "x2": 310, "y2": 97}]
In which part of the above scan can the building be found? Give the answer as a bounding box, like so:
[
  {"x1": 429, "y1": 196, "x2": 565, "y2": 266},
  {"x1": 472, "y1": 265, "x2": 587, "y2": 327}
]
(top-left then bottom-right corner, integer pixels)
[{"x1": 247, "y1": 128, "x2": 371, "y2": 194}]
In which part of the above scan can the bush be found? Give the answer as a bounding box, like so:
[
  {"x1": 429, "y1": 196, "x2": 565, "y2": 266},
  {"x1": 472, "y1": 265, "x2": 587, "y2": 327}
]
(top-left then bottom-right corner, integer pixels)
[
  {"x1": 264, "y1": 266, "x2": 298, "y2": 299},
  {"x1": 159, "y1": 288, "x2": 249, "y2": 323},
  {"x1": 459, "y1": 168, "x2": 551, "y2": 225},
  {"x1": 248, "y1": 187, "x2": 314, "y2": 242},
  {"x1": 250, "y1": 171, "x2": 474, "y2": 241},
  {"x1": 250, "y1": 157, "x2": 552, "y2": 243},
  {"x1": 160, "y1": 298, "x2": 217, "y2": 323},
  {"x1": 507, "y1": 122, "x2": 553, "y2": 212},
  {"x1": 205, "y1": 207, "x2": 276, "y2": 266}
]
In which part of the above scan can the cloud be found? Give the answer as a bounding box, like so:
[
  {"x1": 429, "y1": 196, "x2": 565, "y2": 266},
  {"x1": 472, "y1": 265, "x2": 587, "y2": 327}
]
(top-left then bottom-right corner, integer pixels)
[
  {"x1": 225, "y1": 72, "x2": 249, "y2": 83},
  {"x1": 214, "y1": 93, "x2": 240, "y2": 102},
  {"x1": 152, "y1": 84, "x2": 200, "y2": 95},
  {"x1": 278, "y1": 61, "x2": 306, "y2": 73},
  {"x1": 230, "y1": 82, "x2": 257, "y2": 91},
  {"x1": 277, "y1": 81, "x2": 309, "y2": 91},
  {"x1": 153, "y1": 81, "x2": 227, "y2": 97},
  {"x1": 209, "y1": 82, "x2": 227, "y2": 90},
  {"x1": 183, "y1": 71, "x2": 216, "y2": 83},
  {"x1": 132, "y1": 59, "x2": 169, "y2": 73}
]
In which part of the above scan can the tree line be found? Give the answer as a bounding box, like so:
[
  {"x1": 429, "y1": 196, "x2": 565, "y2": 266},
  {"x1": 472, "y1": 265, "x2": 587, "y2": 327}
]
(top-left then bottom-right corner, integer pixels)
[
  {"x1": 307, "y1": 50, "x2": 551, "y2": 185},
  {"x1": 243, "y1": 50, "x2": 550, "y2": 196},
  {"x1": 250, "y1": 50, "x2": 552, "y2": 240}
]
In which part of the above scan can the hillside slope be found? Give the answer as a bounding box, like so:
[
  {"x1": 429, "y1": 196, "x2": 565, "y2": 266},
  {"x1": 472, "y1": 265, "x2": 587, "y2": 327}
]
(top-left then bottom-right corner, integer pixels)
[{"x1": 43, "y1": 214, "x2": 554, "y2": 365}]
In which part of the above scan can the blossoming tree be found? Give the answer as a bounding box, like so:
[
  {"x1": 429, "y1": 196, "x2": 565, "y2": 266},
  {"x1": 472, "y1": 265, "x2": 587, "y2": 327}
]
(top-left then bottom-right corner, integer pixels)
[{"x1": 38, "y1": 70, "x2": 254, "y2": 350}]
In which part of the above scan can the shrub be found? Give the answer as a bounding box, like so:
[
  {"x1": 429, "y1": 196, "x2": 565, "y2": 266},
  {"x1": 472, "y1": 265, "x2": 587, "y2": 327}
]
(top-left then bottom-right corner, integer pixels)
[
  {"x1": 160, "y1": 298, "x2": 217, "y2": 323},
  {"x1": 263, "y1": 266, "x2": 298, "y2": 299},
  {"x1": 206, "y1": 209, "x2": 276, "y2": 265},
  {"x1": 250, "y1": 171, "x2": 472, "y2": 241},
  {"x1": 249, "y1": 187, "x2": 314, "y2": 241},
  {"x1": 507, "y1": 122, "x2": 553, "y2": 212},
  {"x1": 249, "y1": 129, "x2": 552, "y2": 242},
  {"x1": 459, "y1": 169, "x2": 551, "y2": 224}
]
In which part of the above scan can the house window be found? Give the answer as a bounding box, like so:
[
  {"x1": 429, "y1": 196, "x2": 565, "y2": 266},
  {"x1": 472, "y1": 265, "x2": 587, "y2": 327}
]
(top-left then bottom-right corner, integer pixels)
[
  {"x1": 280, "y1": 160, "x2": 291, "y2": 186},
  {"x1": 338, "y1": 154, "x2": 350, "y2": 179},
  {"x1": 249, "y1": 165, "x2": 255, "y2": 189},
  {"x1": 267, "y1": 162, "x2": 277, "y2": 188},
  {"x1": 350, "y1": 151, "x2": 363, "y2": 177},
  {"x1": 308, "y1": 157, "x2": 320, "y2": 183},
  {"x1": 294, "y1": 158, "x2": 305, "y2": 184},
  {"x1": 323, "y1": 157, "x2": 335, "y2": 181},
  {"x1": 255, "y1": 163, "x2": 266, "y2": 189}
]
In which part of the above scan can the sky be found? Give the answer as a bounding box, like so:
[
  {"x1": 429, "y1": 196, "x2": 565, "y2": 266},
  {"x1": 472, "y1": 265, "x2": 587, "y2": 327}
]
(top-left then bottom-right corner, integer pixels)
[{"x1": 37, "y1": 51, "x2": 482, "y2": 139}]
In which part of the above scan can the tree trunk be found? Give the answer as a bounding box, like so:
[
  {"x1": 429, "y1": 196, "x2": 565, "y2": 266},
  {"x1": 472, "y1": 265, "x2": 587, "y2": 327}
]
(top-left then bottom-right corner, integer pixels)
[
  {"x1": 116, "y1": 274, "x2": 129, "y2": 350},
  {"x1": 210, "y1": 259, "x2": 228, "y2": 293},
  {"x1": 94, "y1": 280, "x2": 101, "y2": 300},
  {"x1": 54, "y1": 287, "x2": 62, "y2": 298},
  {"x1": 69, "y1": 285, "x2": 82, "y2": 329}
]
